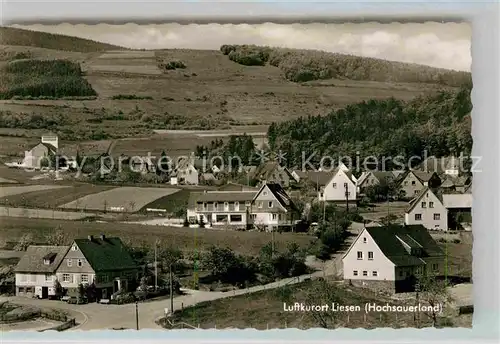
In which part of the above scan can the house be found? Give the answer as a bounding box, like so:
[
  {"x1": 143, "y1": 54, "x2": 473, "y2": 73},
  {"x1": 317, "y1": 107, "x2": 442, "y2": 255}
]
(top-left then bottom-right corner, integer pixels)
[
  {"x1": 171, "y1": 157, "x2": 199, "y2": 185},
  {"x1": 250, "y1": 183, "x2": 299, "y2": 231},
  {"x1": 404, "y1": 187, "x2": 448, "y2": 231},
  {"x1": 418, "y1": 156, "x2": 467, "y2": 177},
  {"x1": 342, "y1": 225, "x2": 445, "y2": 293},
  {"x1": 14, "y1": 245, "x2": 69, "y2": 298},
  {"x1": 318, "y1": 168, "x2": 358, "y2": 205},
  {"x1": 397, "y1": 171, "x2": 441, "y2": 199},
  {"x1": 56, "y1": 235, "x2": 138, "y2": 300},
  {"x1": 440, "y1": 175, "x2": 471, "y2": 193},
  {"x1": 22, "y1": 134, "x2": 59, "y2": 170},
  {"x1": 186, "y1": 183, "x2": 298, "y2": 231},
  {"x1": 187, "y1": 190, "x2": 256, "y2": 227},
  {"x1": 357, "y1": 171, "x2": 396, "y2": 192},
  {"x1": 293, "y1": 170, "x2": 333, "y2": 191},
  {"x1": 442, "y1": 193, "x2": 472, "y2": 211},
  {"x1": 253, "y1": 162, "x2": 294, "y2": 188}
]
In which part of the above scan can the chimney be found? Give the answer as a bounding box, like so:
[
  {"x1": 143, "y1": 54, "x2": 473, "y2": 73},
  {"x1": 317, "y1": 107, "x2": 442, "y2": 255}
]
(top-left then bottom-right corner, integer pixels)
[
  {"x1": 100, "y1": 234, "x2": 106, "y2": 240},
  {"x1": 88, "y1": 235, "x2": 93, "y2": 241}
]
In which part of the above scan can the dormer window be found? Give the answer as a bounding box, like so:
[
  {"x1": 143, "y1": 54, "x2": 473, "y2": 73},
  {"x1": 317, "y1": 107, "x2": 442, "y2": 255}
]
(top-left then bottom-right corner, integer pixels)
[{"x1": 43, "y1": 259, "x2": 50, "y2": 265}]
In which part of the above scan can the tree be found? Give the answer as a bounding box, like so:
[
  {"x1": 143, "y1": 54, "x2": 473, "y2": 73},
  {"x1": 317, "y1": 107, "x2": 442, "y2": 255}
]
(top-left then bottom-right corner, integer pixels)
[
  {"x1": 305, "y1": 279, "x2": 342, "y2": 328},
  {"x1": 47, "y1": 226, "x2": 68, "y2": 245},
  {"x1": 54, "y1": 279, "x2": 63, "y2": 299},
  {"x1": 415, "y1": 272, "x2": 451, "y2": 327},
  {"x1": 77, "y1": 283, "x2": 86, "y2": 301},
  {"x1": 14, "y1": 233, "x2": 34, "y2": 251}
]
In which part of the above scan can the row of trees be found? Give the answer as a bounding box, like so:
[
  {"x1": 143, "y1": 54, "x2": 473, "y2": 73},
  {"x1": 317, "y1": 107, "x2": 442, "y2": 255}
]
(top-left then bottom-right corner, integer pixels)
[{"x1": 220, "y1": 44, "x2": 471, "y2": 86}]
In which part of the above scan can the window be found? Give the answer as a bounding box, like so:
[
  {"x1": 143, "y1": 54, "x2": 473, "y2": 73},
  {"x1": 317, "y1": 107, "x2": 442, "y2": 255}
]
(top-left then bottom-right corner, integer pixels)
[
  {"x1": 230, "y1": 214, "x2": 242, "y2": 223},
  {"x1": 245, "y1": 201, "x2": 251, "y2": 207},
  {"x1": 434, "y1": 213, "x2": 440, "y2": 220},
  {"x1": 67, "y1": 259, "x2": 72, "y2": 267},
  {"x1": 234, "y1": 201, "x2": 240, "y2": 211},
  {"x1": 362, "y1": 271, "x2": 368, "y2": 276},
  {"x1": 45, "y1": 274, "x2": 52, "y2": 282},
  {"x1": 26, "y1": 287, "x2": 34, "y2": 293},
  {"x1": 81, "y1": 274, "x2": 89, "y2": 283},
  {"x1": 333, "y1": 183, "x2": 337, "y2": 188},
  {"x1": 320, "y1": 192, "x2": 324, "y2": 198},
  {"x1": 214, "y1": 202, "x2": 218, "y2": 210},
  {"x1": 102, "y1": 275, "x2": 109, "y2": 283},
  {"x1": 415, "y1": 214, "x2": 422, "y2": 221},
  {"x1": 372, "y1": 271, "x2": 378, "y2": 277},
  {"x1": 62, "y1": 274, "x2": 71, "y2": 283},
  {"x1": 71, "y1": 245, "x2": 77, "y2": 251},
  {"x1": 414, "y1": 190, "x2": 419, "y2": 195},
  {"x1": 344, "y1": 183, "x2": 348, "y2": 188},
  {"x1": 347, "y1": 192, "x2": 351, "y2": 196},
  {"x1": 20, "y1": 274, "x2": 27, "y2": 282},
  {"x1": 353, "y1": 270, "x2": 358, "y2": 276},
  {"x1": 357, "y1": 251, "x2": 363, "y2": 260},
  {"x1": 251, "y1": 214, "x2": 257, "y2": 220},
  {"x1": 263, "y1": 191, "x2": 268, "y2": 196},
  {"x1": 363, "y1": 237, "x2": 367, "y2": 243},
  {"x1": 404, "y1": 181, "x2": 408, "y2": 185},
  {"x1": 224, "y1": 202, "x2": 229, "y2": 210},
  {"x1": 368, "y1": 252, "x2": 374, "y2": 260},
  {"x1": 399, "y1": 270, "x2": 404, "y2": 277},
  {"x1": 77, "y1": 259, "x2": 83, "y2": 267},
  {"x1": 258, "y1": 201, "x2": 263, "y2": 208},
  {"x1": 432, "y1": 264, "x2": 439, "y2": 271},
  {"x1": 268, "y1": 201, "x2": 273, "y2": 208},
  {"x1": 43, "y1": 259, "x2": 50, "y2": 265},
  {"x1": 216, "y1": 214, "x2": 228, "y2": 222},
  {"x1": 429, "y1": 202, "x2": 434, "y2": 208},
  {"x1": 203, "y1": 202, "x2": 207, "y2": 210},
  {"x1": 272, "y1": 214, "x2": 277, "y2": 220},
  {"x1": 421, "y1": 202, "x2": 426, "y2": 208},
  {"x1": 411, "y1": 181, "x2": 416, "y2": 185}
]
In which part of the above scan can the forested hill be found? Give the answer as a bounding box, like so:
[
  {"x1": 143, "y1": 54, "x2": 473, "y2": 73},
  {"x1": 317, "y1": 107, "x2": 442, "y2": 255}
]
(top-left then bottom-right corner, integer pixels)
[{"x1": 267, "y1": 85, "x2": 472, "y2": 169}]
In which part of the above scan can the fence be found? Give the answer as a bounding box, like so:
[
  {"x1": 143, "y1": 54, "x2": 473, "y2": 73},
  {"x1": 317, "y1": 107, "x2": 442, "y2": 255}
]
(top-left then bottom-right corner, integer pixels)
[{"x1": 0, "y1": 304, "x2": 76, "y2": 331}]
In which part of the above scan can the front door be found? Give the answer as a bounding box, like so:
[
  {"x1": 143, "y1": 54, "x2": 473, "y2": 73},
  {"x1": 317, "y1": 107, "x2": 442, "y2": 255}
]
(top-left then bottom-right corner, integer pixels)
[
  {"x1": 41, "y1": 286, "x2": 48, "y2": 299},
  {"x1": 102, "y1": 288, "x2": 108, "y2": 299}
]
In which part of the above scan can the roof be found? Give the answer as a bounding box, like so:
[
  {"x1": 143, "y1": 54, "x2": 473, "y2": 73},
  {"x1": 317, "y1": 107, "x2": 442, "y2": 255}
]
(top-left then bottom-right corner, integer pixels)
[
  {"x1": 73, "y1": 237, "x2": 137, "y2": 272},
  {"x1": 412, "y1": 170, "x2": 436, "y2": 183},
  {"x1": 259, "y1": 183, "x2": 297, "y2": 211},
  {"x1": 464, "y1": 182, "x2": 472, "y2": 194},
  {"x1": 218, "y1": 182, "x2": 258, "y2": 191},
  {"x1": 14, "y1": 245, "x2": 69, "y2": 273},
  {"x1": 365, "y1": 225, "x2": 444, "y2": 267},
  {"x1": 405, "y1": 187, "x2": 443, "y2": 213},
  {"x1": 253, "y1": 162, "x2": 292, "y2": 180},
  {"x1": 441, "y1": 175, "x2": 470, "y2": 188},
  {"x1": 302, "y1": 171, "x2": 335, "y2": 187},
  {"x1": 201, "y1": 173, "x2": 216, "y2": 181},
  {"x1": 372, "y1": 171, "x2": 395, "y2": 182},
  {"x1": 188, "y1": 191, "x2": 256, "y2": 206},
  {"x1": 442, "y1": 193, "x2": 473, "y2": 209}
]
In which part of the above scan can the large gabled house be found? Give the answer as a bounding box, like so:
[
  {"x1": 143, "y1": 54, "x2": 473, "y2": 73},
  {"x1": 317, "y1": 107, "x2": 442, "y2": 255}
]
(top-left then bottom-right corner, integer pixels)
[
  {"x1": 404, "y1": 187, "x2": 448, "y2": 231},
  {"x1": 250, "y1": 183, "x2": 299, "y2": 231},
  {"x1": 397, "y1": 170, "x2": 441, "y2": 200},
  {"x1": 14, "y1": 245, "x2": 69, "y2": 298},
  {"x1": 56, "y1": 235, "x2": 138, "y2": 300},
  {"x1": 342, "y1": 225, "x2": 445, "y2": 293},
  {"x1": 318, "y1": 168, "x2": 358, "y2": 205},
  {"x1": 170, "y1": 157, "x2": 199, "y2": 185}
]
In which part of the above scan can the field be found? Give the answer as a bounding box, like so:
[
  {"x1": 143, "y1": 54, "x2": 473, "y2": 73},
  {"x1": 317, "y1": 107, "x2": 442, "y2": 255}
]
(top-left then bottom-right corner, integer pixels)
[
  {"x1": 168, "y1": 279, "x2": 465, "y2": 329},
  {"x1": 140, "y1": 188, "x2": 191, "y2": 214},
  {"x1": 59, "y1": 186, "x2": 181, "y2": 212},
  {"x1": 0, "y1": 184, "x2": 115, "y2": 209},
  {"x1": 0, "y1": 27, "x2": 460, "y2": 148},
  {"x1": 0, "y1": 185, "x2": 70, "y2": 198},
  {"x1": 0, "y1": 217, "x2": 314, "y2": 256}
]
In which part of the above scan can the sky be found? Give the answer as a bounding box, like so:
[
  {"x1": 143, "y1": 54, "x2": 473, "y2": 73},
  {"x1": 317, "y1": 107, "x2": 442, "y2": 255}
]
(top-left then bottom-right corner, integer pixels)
[{"x1": 11, "y1": 22, "x2": 471, "y2": 71}]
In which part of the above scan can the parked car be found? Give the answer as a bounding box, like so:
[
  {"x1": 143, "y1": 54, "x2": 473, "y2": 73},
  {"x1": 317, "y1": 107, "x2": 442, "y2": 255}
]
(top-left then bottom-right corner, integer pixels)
[{"x1": 67, "y1": 296, "x2": 88, "y2": 305}]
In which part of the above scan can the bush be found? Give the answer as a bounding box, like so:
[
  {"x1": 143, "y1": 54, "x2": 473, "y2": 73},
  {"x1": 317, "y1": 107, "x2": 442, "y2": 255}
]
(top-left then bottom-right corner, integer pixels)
[
  {"x1": 158, "y1": 60, "x2": 186, "y2": 71},
  {"x1": 111, "y1": 94, "x2": 153, "y2": 100}
]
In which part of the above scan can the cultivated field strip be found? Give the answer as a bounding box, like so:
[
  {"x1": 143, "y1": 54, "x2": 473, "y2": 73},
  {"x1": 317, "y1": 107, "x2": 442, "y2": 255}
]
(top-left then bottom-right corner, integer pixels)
[
  {"x1": 0, "y1": 185, "x2": 70, "y2": 198},
  {"x1": 0, "y1": 206, "x2": 93, "y2": 220},
  {"x1": 59, "y1": 186, "x2": 180, "y2": 212}
]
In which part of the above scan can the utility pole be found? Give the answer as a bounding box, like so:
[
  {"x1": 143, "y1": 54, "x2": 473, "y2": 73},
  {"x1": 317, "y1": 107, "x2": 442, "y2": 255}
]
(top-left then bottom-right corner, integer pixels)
[
  {"x1": 135, "y1": 301, "x2": 139, "y2": 330},
  {"x1": 322, "y1": 199, "x2": 326, "y2": 222},
  {"x1": 154, "y1": 241, "x2": 158, "y2": 292},
  {"x1": 345, "y1": 183, "x2": 349, "y2": 212},
  {"x1": 271, "y1": 229, "x2": 275, "y2": 258},
  {"x1": 169, "y1": 263, "x2": 174, "y2": 316}
]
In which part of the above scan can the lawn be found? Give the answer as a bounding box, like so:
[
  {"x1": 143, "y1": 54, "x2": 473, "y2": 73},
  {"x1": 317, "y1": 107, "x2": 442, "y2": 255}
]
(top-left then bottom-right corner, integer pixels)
[
  {"x1": 0, "y1": 217, "x2": 314, "y2": 256},
  {"x1": 0, "y1": 184, "x2": 115, "y2": 209},
  {"x1": 166, "y1": 279, "x2": 465, "y2": 329},
  {"x1": 59, "y1": 186, "x2": 180, "y2": 212},
  {"x1": 141, "y1": 188, "x2": 191, "y2": 215},
  {"x1": 438, "y1": 232, "x2": 472, "y2": 280}
]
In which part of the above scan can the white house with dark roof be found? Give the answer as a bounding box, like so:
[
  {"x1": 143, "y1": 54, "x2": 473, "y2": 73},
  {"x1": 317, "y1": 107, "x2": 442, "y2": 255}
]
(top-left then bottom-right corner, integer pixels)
[
  {"x1": 404, "y1": 187, "x2": 448, "y2": 231},
  {"x1": 318, "y1": 168, "x2": 357, "y2": 204},
  {"x1": 397, "y1": 170, "x2": 441, "y2": 199},
  {"x1": 342, "y1": 225, "x2": 445, "y2": 293},
  {"x1": 22, "y1": 134, "x2": 59, "y2": 170},
  {"x1": 14, "y1": 245, "x2": 69, "y2": 298}
]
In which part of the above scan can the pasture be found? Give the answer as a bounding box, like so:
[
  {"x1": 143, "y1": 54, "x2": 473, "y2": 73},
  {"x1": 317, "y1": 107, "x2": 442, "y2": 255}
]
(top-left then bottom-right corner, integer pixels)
[
  {"x1": 0, "y1": 185, "x2": 70, "y2": 198},
  {"x1": 59, "y1": 186, "x2": 180, "y2": 212},
  {"x1": 0, "y1": 217, "x2": 315, "y2": 256}
]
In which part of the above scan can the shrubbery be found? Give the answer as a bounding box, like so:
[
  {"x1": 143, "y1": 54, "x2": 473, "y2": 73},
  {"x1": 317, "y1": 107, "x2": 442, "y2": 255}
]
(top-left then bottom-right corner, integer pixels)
[
  {"x1": 111, "y1": 94, "x2": 153, "y2": 100},
  {"x1": 220, "y1": 44, "x2": 471, "y2": 86},
  {"x1": 0, "y1": 59, "x2": 97, "y2": 99},
  {"x1": 158, "y1": 60, "x2": 186, "y2": 71}
]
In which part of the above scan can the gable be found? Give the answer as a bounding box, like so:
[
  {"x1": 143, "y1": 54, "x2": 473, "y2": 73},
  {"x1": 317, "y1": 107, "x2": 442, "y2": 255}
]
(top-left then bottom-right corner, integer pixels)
[
  {"x1": 342, "y1": 229, "x2": 394, "y2": 266},
  {"x1": 401, "y1": 172, "x2": 423, "y2": 187},
  {"x1": 331, "y1": 169, "x2": 356, "y2": 187},
  {"x1": 253, "y1": 185, "x2": 285, "y2": 210},
  {"x1": 406, "y1": 188, "x2": 446, "y2": 214}
]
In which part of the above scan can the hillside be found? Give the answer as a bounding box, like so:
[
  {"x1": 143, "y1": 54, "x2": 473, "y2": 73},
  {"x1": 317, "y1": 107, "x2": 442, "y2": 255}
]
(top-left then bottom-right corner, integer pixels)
[
  {"x1": 268, "y1": 85, "x2": 472, "y2": 169},
  {"x1": 221, "y1": 44, "x2": 472, "y2": 87},
  {"x1": 0, "y1": 26, "x2": 126, "y2": 52},
  {"x1": 0, "y1": 28, "x2": 468, "y2": 158}
]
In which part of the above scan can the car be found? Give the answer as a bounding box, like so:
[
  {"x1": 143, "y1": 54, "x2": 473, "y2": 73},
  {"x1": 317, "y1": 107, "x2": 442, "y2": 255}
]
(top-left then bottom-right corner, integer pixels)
[{"x1": 67, "y1": 296, "x2": 88, "y2": 304}]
